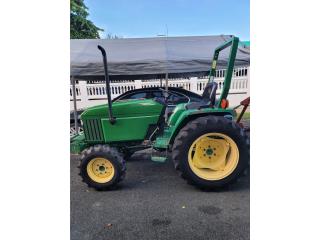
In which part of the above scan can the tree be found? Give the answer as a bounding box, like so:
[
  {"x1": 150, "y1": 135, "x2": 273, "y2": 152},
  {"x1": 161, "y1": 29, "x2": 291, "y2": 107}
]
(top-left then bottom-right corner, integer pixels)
[
  {"x1": 70, "y1": 0, "x2": 103, "y2": 39},
  {"x1": 106, "y1": 33, "x2": 123, "y2": 39}
]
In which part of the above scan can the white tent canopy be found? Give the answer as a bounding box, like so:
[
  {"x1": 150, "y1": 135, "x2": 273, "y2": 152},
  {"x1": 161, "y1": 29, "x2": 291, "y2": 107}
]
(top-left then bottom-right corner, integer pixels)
[{"x1": 70, "y1": 35, "x2": 250, "y2": 80}]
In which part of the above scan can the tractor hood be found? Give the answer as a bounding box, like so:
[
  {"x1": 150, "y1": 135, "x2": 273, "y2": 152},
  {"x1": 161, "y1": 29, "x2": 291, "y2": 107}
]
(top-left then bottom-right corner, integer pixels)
[{"x1": 80, "y1": 99, "x2": 164, "y2": 119}]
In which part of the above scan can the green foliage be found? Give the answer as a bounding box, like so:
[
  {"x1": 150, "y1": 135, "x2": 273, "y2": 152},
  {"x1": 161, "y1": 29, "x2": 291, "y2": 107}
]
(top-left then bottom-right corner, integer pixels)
[
  {"x1": 242, "y1": 112, "x2": 250, "y2": 120},
  {"x1": 236, "y1": 111, "x2": 250, "y2": 120},
  {"x1": 70, "y1": 0, "x2": 103, "y2": 39}
]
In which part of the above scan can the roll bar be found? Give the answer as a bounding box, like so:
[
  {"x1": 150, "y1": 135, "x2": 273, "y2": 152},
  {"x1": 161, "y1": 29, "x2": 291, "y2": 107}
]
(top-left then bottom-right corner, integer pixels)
[
  {"x1": 97, "y1": 45, "x2": 116, "y2": 124},
  {"x1": 207, "y1": 36, "x2": 239, "y2": 108}
]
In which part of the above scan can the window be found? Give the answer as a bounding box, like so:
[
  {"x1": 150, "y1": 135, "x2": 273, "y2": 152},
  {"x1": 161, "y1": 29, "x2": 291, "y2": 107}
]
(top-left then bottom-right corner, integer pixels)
[
  {"x1": 151, "y1": 91, "x2": 164, "y2": 98},
  {"x1": 123, "y1": 92, "x2": 147, "y2": 100},
  {"x1": 167, "y1": 92, "x2": 188, "y2": 105}
]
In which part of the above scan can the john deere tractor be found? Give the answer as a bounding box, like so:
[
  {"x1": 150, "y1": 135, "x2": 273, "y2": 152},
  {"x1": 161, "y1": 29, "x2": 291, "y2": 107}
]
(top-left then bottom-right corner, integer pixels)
[{"x1": 71, "y1": 36, "x2": 249, "y2": 190}]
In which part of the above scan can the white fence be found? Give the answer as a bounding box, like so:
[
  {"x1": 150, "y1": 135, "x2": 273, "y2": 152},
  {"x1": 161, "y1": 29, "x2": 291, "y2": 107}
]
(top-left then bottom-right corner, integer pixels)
[{"x1": 71, "y1": 67, "x2": 250, "y2": 110}]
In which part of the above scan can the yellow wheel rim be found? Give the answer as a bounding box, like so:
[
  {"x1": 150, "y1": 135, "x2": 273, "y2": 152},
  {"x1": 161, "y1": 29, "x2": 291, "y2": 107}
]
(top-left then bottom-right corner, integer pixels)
[
  {"x1": 86, "y1": 157, "x2": 115, "y2": 183},
  {"x1": 188, "y1": 133, "x2": 239, "y2": 180}
]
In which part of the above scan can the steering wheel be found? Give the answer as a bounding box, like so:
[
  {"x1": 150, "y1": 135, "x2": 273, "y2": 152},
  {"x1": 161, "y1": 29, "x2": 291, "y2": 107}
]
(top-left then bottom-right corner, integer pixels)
[{"x1": 158, "y1": 87, "x2": 191, "y2": 104}]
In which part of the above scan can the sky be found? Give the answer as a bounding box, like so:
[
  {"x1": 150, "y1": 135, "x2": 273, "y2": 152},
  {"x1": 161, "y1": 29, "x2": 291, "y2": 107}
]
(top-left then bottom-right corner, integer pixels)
[{"x1": 84, "y1": 0, "x2": 250, "y2": 41}]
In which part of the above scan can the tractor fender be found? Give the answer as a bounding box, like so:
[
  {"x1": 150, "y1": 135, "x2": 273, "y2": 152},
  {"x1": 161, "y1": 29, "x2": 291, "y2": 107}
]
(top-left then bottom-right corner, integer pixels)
[{"x1": 168, "y1": 109, "x2": 234, "y2": 145}]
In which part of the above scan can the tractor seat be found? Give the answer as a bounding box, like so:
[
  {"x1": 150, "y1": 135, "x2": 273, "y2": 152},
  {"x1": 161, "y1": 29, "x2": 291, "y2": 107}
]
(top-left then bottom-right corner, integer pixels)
[{"x1": 185, "y1": 81, "x2": 218, "y2": 110}]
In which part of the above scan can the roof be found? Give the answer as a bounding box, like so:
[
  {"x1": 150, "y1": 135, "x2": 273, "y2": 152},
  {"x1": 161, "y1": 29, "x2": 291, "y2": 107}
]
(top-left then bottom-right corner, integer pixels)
[{"x1": 71, "y1": 35, "x2": 250, "y2": 80}]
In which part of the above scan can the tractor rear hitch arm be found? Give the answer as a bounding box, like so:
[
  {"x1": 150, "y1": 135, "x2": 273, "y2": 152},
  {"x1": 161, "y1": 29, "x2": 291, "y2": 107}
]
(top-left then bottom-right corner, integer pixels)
[{"x1": 236, "y1": 97, "x2": 250, "y2": 123}]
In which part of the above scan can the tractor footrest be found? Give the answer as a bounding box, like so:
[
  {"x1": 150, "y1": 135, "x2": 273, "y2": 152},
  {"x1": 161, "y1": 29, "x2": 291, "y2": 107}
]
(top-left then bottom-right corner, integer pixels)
[
  {"x1": 151, "y1": 156, "x2": 167, "y2": 163},
  {"x1": 151, "y1": 149, "x2": 168, "y2": 163}
]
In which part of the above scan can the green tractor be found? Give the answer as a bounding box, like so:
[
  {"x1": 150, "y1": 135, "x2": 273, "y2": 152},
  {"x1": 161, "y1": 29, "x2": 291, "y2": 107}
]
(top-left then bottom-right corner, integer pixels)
[{"x1": 71, "y1": 36, "x2": 249, "y2": 190}]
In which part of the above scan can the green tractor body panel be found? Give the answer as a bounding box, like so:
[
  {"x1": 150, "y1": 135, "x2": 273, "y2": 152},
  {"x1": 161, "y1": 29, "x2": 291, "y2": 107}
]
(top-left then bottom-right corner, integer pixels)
[
  {"x1": 168, "y1": 104, "x2": 235, "y2": 128},
  {"x1": 153, "y1": 104, "x2": 235, "y2": 149},
  {"x1": 70, "y1": 134, "x2": 87, "y2": 154},
  {"x1": 81, "y1": 99, "x2": 164, "y2": 143},
  {"x1": 167, "y1": 103, "x2": 186, "y2": 126}
]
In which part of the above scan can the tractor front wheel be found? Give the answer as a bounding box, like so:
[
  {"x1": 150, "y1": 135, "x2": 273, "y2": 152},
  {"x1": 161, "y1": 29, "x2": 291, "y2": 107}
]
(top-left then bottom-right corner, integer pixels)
[
  {"x1": 172, "y1": 116, "x2": 249, "y2": 190},
  {"x1": 79, "y1": 145, "x2": 126, "y2": 190}
]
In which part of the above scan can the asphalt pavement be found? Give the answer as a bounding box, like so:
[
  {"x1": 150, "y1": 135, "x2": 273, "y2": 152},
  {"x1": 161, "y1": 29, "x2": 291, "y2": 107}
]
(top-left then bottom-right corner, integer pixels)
[{"x1": 71, "y1": 147, "x2": 250, "y2": 240}]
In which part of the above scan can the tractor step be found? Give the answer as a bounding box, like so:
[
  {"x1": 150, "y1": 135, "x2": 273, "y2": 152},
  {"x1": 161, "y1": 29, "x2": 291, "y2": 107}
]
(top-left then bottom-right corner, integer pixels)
[
  {"x1": 153, "y1": 128, "x2": 171, "y2": 149},
  {"x1": 151, "y1": 148, "x2": 168, "y2": 163},
  {"x1": 151, "y1": 156, "x2": 167, "y2": 163}
]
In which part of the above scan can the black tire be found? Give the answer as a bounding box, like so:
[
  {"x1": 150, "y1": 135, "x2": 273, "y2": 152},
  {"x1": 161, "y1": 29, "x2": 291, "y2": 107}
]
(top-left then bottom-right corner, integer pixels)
[
  {"x1": 123, "y1": 150, "x2": 134, "y2": 160},
  {"x1": 172, "y1": 116, "x2": 249, "y2": 190},
  {"x1": 79, "y1": 144, "x2": 126, "y2": 190}
]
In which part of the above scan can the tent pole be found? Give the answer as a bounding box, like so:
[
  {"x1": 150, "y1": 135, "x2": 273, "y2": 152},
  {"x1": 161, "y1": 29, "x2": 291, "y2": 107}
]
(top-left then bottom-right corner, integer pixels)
[
  {"x1": 164, "y1": 72, "x2": 169, "y2": 123},
  {"x1": 72, "y1": 76, "x2": 78, "y2": 135},
  {"x1": 165, "y1": 72, "x2": 168, "y2": 92}
]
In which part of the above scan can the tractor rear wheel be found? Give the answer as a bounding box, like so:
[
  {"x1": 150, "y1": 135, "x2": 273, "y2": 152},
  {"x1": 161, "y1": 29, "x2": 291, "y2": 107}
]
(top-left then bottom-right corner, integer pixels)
[
  {"x1": 172, "y1": 116, "x2": 249, "y2": 190},
  {"x1": 79, "y1": 145, "x2": 126, "y2": 190}
]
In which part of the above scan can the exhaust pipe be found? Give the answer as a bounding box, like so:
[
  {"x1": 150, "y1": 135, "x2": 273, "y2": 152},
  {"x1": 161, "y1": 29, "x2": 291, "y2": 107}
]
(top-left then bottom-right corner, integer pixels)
[{"x1": 97, "y1": 45, "x2": 116, "y2": 124}]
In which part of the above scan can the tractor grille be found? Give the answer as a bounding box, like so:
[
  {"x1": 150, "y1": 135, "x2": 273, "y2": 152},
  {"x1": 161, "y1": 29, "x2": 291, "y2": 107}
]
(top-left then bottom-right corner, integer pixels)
[{"x1": 83, "y1": 119, "x2": 104, "y2": 142}]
